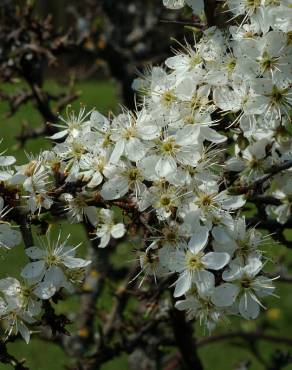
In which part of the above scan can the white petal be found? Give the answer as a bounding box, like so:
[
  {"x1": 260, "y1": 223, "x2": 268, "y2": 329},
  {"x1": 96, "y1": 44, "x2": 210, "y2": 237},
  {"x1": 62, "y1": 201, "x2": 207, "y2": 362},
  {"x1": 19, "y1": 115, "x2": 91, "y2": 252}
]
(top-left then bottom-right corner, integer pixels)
[
  {"x1": 18, "y1": 321, "x2": 30, "y2": 344},
  {"x1": 85, "y1": 206, "x2": 98, "y2": 226},
  {"x1": 175, "y1": 296, "x2": 198, "y2": 311},
  {"x1": 95, "y1": 224, "x2": 108, "y2": 238},
  {"x1": 200, "y1": 126, "x2": 227, "y2": 143},
  {"x1": 49, "y1": 130, "x2": 68, "y2": 140},
  {"x1": 174, "y1": 271, "x2": 192, "y2": 297},
  {"x1": 0, "y1": 155, "x2": 16, "y2": 166},
  {"x1": 220, "y1": 194, "x2": 246, "y2": 210},
  {"x1": 211, "y1": 283, "x2": 239, "y2": 307},
  {"x1": 175, "y1": 78, "x2": 196, "y2": 99},
  {"x1": 90, "y1": 110, "x2": 109, "y2": 132},
  {"x1": 87, "y1": 172, "x2": 103, "y2": 188},
  {"x1": 21, "y1": 261, "x2": 45, "y2": 279},
  {"x1": 175, "y1": 125, "x2": 199, "y2": 146},
  {"x1": 213, "y1": 86, "x2": 241, "y2": 112},
  {"x1": 137, "y1": 124, "x2": 160, "y2": 140},
  {"x1": 138, "y1": 156, "x2": 159, "y2": 180},
  {"x1": 98, "y1": 233, "x2": 111, "y2": 248},
  {"x1": 223, "y1": 262, "x2": 243, "y2": 281},
  {"x1": 100, "y1": 177, "x2": 129, "y2": 200},
  {"x1": 239, "y1": 292, "x2": 260, "y2": 319},
  {"x1": 25, "y1": 247, "x2": 45, "y2": 259},
  {"x1": 236, "y1": 217, "x2": 247, "y2": 240},
  {"x1": 202, "y1": 252, "x2": 230, "y2": 270},
  {"x1": 111, "y1": 223, "x2": 126, "y2": 239},
  {"x1": 0, "y1": 277, "x2": 20, "y2": 295},
  {"x1": 176, "y1": 150, "x2": 200, "y2": 167},
  {"x1": 27, "y1": 299, "x2": 42, "y2": 316},
  {"x1": 34, "y1": 281, "x2": 56, "y2": 299},
  {"x1": 44, "y1": 266, "x2": 66, "y2": 289},
  {"x1": 188, "y1": 226, "x2": 209, "y2": 253},
  {"x1": 0, "y1": 225, "x2": 21, "y2": 248},
  {"x1": 226, "y1": 157, "x2": 245, "y2": 172},
  {"x1": 244, "y1": 256, "x2": 262, "y2": 278},
  {"x1": 275, "y1": 204, "x2": 290, "y2": 224},
  {"x1": 109, "y1": 140, "x2": 124, "y2": 163},
  {"x1": 62, "y1": 256, "x2": 91, "y2": 268},
  {"x1": 155, "y1": 156, "x2": 177, "y2": 177},
  {"x1": 212, "y1": 226, "x2": 232, "y2": 244},
  {"x1": 165, "y1": 55, "x2": 188, "y2": 70},
  {"x1": 9, "y1": 174, "x2": 27, "y2": 185},
  {"x1": 125, "y1": 138, "x2": 146, "y2": 161},
  {"x1": 195, "y1": 270, "x2": 215, "y2": 295}
]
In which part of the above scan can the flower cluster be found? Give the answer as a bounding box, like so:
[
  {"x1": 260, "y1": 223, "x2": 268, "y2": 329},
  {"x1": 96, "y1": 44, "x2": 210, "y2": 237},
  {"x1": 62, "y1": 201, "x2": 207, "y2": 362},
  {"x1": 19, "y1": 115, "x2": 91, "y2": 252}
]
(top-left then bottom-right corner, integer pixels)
[
  {"x1": 0, "y1": 230, "x2": 90, "y2": 342},
  {"x1": 0, "y1": 0, "x2": 291, "y2": 341}
]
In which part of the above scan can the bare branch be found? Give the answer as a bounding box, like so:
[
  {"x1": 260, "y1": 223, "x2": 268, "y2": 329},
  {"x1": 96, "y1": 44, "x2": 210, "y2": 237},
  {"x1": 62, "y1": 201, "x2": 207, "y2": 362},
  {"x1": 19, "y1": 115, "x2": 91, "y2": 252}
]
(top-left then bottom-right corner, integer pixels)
[
  {"x1": 233, "y1": 160, "x2": 292, "y2": 195},
  {"x1": 170, "y1": 296, "x2": 203, "y2": 370},
  {"x1": 197, "y1": 331, "x2": 292, "y2": 347}
]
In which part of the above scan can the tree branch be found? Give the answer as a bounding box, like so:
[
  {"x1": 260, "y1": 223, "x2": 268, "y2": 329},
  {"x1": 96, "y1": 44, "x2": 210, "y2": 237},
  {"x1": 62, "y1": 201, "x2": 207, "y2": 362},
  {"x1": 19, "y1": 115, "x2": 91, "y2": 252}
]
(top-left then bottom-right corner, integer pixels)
[
  {"x1": 196, "y1": 331, "x2": 292, "y2": 347},
  {"x1": 233, "y1": 160, "x2": 292, "y2": 195},
  {"x1": 170, "y1": 296, "x2": 203, "y2": 370}
]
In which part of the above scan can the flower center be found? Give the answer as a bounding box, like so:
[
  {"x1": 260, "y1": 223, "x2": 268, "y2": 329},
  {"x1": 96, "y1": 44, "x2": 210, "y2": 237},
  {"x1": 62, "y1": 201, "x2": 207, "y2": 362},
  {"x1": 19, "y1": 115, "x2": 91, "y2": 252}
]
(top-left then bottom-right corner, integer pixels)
[
  {"x1": 198, "y1": 194, "x2": 215, "y2": 208},
  {"x1": 122, "y1": 127, "x2": 137, "y2": 140},
  {"x1": 241, "y1": 277, "x2": 252, "y2": 289},
  {"x1": 160, "y1": 195, "x2": 171, "y2": 206},
  {"x1": 226, "y1": 58, "x2": 236, "y2": 73},
  {"x1": 248, "y1": 156, "x2": 262, "y2": 170},
  {"x1": 72, "y1": 143, "x2": 85, "y2": 158},
  {"x1": 189, "y1": 54, "x2": 201, "y2": 69},
  {"x1": 186, "y1": 251, "x2": 204, "y2": 270},
  {"x1": 268, "y1": 85, "x2": 289, "y2": 106},
  {"x1": 160, "y1": 138, "x2": 179, "y2": 155},
  {"x1": 162, "y1": 91, "x2": 175, "y2": 107},
  {"x1": 237, "y1": 240, "x2": 252, "y2": 258},
  {"x1": 22, "y1": 287, "x2": 33, "y2": 299},
  {"x1": 126, "y1": 168, "x2": 141, "y2": 183},
  {"x1": 45, "y1": 254, "x2": 60, "y2": 266},
  {"x1": 163, "y1": 228, "x2": 177, "y2": 243},
  {"x1": 260, "y1": 52, "x2": 279, "y2": 74}
]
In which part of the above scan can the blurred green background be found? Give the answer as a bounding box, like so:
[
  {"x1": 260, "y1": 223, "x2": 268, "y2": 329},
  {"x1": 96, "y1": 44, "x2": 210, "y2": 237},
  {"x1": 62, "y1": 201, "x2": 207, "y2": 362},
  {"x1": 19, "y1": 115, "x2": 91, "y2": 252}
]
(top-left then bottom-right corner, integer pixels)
[{"x1": 0, "y1": 80, "x2": 292, "y2": 370}]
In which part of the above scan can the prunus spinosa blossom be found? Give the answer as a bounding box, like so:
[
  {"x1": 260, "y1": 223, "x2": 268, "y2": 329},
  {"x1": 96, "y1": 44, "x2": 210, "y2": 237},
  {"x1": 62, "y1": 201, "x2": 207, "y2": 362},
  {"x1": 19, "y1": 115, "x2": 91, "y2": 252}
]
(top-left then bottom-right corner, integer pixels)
[{"x1": 0, "y1": 0, "x2": 291, "y2": 342}]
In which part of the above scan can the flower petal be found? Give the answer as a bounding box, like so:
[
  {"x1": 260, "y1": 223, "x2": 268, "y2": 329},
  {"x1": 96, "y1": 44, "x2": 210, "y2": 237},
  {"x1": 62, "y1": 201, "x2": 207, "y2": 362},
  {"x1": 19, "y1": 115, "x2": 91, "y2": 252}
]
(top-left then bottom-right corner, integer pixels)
[
  {"x1": 62, "y1": 256, "x2": 91, "y2": 269},
  {"x1": 188, "y1": 226, "x2": 209, "y2": 254},
  {"x1": 21, "y1": 261, "x2": 45, "y2": 279},
  {"x1": 174, "y1": 271, "x2": 192, "y2": 297},
  {"x1": 111, "y1": 223, "x2": 126, "y2": 239},
  {"x1": 202, "y1": 252, "x2": 230, "y2": 270},
  {"x1": 239, "y1": 292, "x2": 260, "y2": 320},
  {"x1": 211, "y1": 283, "x2": 239, "y2": 307},
  {"x1": 25, "y1": 247, "x2": 45, "y2": 259},
  {"x1": 34, "y1": 281, "x2": 56, "y2": 299}
]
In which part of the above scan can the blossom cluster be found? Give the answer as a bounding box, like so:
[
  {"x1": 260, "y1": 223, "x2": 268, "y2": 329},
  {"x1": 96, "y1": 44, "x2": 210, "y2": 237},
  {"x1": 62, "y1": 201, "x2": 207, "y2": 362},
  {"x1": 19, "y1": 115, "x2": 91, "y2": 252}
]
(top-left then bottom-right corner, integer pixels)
[{"x1": 0, "y1": 0, "x2": 291, "y2": 341}]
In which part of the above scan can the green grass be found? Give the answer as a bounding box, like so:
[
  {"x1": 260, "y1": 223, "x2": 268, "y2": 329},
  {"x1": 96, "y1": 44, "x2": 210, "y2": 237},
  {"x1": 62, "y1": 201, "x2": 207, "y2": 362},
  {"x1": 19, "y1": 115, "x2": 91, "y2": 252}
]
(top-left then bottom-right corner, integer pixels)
[{"x1": 1, "y1": 79, "x2": 292, "y2": 370}]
